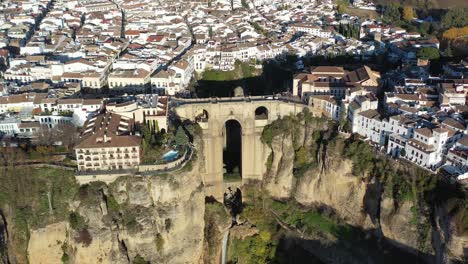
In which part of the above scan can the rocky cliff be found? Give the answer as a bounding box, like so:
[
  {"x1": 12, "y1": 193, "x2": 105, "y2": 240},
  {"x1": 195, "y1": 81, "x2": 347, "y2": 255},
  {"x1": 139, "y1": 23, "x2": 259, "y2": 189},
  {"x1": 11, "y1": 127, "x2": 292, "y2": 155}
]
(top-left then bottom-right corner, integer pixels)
[
  {"x1": 261, "y1": 112, "x2": 467, "y2": 263},
  {"x1": 0, "y1": 114, "x2": 466, "y2": 264},
  {"x1": 24, "y1": 162, "x2": 205, "y2": 264}
]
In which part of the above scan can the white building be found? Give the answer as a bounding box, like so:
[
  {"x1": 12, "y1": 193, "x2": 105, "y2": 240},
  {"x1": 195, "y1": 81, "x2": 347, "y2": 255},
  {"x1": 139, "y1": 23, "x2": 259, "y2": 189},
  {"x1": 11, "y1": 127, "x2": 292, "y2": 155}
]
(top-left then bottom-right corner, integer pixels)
[
  {"x1": 353, "y1": 109, "x2": 384, "y2": 144},
  {"x1": 0, "y1": 117, "x2": 20, "y2": 136},
  {"x1": 445, "y1": 136, "x2": 468, "y2": 174},
  {"x1": 404, "y1": 127, "x2": 448, "y2": 169}
]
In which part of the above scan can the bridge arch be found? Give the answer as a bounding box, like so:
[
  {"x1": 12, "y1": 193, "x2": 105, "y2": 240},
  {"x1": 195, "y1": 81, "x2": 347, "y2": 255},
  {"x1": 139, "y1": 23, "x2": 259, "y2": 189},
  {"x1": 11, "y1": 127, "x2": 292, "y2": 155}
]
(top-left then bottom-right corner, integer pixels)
[
  {"x1": 173, "y1": 97, "x2": 310, "y2": 200},
  {"x1": 222, "y1": 119, "x2": 242, "y2": 180},
  {"x1": 254, "y1": 106, "x2": 268, "y2": 120}
]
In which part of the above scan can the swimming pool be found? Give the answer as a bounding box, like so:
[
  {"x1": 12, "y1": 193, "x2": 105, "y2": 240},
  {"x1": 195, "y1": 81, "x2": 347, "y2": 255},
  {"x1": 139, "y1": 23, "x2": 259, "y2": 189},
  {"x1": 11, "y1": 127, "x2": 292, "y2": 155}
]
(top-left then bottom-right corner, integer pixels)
[{"x1": 163, "y1": 150, "x2": 179, "y2": 162}]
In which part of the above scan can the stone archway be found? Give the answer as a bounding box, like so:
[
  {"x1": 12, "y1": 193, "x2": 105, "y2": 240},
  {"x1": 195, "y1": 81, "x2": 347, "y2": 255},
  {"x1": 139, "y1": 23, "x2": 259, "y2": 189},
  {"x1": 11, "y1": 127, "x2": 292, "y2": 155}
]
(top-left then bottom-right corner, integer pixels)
[
  {"x1": 223, "y1": 119, "x2": 242, "y2": 181},
  {"x1": 254, "y1": 106, "x2": 268, "y2": 120}
]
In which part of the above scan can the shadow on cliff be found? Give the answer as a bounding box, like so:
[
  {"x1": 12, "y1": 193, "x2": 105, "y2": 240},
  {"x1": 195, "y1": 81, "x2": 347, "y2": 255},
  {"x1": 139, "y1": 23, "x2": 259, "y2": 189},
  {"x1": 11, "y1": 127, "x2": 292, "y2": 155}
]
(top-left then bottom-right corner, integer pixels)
[
  {"x1": 273, "y1": 227, "x2": 432, "y2": 264},
  {"x1": 270, "y1": 202, "x2": 434, "y2": 264}
]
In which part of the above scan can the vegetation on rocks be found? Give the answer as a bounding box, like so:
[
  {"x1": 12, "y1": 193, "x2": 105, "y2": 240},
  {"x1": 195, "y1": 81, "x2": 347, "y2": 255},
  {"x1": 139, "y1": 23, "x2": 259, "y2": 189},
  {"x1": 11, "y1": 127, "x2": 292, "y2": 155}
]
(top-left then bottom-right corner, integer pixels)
[
  {"x1": 204, "y1": 200, "x2": 230, "y2": 261},
  {"x1": 133, "y1": 254, "x2": 149, "y2": 264},
  {"x1": 256, "y1": 111, "x2": 467, "y2": 261},
  {"x1": 228, "y1": 190, "x2": 279, "y2": 263},
  {"x1": 0, "y1": 167, "x2": 78, "y2": 261}
]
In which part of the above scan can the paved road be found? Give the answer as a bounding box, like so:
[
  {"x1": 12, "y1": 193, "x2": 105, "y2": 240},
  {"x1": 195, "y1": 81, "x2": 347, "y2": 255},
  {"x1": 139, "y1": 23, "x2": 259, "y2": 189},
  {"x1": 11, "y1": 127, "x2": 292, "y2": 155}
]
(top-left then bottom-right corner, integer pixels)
[{"x1": 171, "y1": 95, "x2": 305, "y2": 107}]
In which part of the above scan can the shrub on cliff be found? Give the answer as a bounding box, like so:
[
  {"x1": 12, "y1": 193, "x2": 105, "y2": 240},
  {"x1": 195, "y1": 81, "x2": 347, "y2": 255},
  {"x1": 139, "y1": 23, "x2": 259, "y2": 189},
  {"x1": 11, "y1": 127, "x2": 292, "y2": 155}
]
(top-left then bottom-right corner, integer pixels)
[
  {"x1": 229, "y1": 230, "x2": 276, "y2": 264},
  {"x1": 69, "y1": 211, "x2": 86, "y2": 231},
  {"x1": 133, "y1": 254, "x2": 149, "y2": 264},
  {"x1": 343, "y1": 139, "x2": 374, "y2": 177}
]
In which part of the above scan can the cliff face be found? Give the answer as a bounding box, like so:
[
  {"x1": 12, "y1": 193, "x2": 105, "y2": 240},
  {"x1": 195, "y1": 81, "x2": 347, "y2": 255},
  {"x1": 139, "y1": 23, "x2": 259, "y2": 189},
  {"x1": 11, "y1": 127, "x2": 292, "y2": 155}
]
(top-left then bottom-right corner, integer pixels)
[
  {"x1": 0, "y1": 117, "x2": 465, "y2": 264},
  {"x1": 262, "y1": 115, "x2": 466, "y2": 263},
  {"x1": 26, "y1": 166, "x2": 205, "y2": 264},
  {"x1": 264, "y1": 133, "x2": 296, "y2": 198}
]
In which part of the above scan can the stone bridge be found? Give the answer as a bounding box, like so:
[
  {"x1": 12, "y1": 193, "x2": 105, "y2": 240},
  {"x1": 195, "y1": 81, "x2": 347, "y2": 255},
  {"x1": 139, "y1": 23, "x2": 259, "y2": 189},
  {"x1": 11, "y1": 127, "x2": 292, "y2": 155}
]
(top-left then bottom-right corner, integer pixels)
[{"x1": 174, "y1": 96, "x2": 310, "y2": 200}]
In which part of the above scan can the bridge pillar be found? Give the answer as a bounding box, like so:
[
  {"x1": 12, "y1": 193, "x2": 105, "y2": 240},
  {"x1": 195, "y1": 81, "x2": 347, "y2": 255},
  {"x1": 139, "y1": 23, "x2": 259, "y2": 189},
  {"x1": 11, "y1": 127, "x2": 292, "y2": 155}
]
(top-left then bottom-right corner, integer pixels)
[
  {"x1": 201, "y1": 124, "x2": 224, "y2": 201},
  {"x1": 241, "y1": 124, "x2": 264, "y2": 183}
]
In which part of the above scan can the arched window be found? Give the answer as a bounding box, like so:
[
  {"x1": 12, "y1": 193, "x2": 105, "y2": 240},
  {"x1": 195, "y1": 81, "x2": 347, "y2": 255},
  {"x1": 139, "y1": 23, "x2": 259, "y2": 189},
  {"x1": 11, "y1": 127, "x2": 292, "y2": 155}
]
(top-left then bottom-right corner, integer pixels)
[{"x1": 254, "y1": 106, "x2": 268, "y2": 120}]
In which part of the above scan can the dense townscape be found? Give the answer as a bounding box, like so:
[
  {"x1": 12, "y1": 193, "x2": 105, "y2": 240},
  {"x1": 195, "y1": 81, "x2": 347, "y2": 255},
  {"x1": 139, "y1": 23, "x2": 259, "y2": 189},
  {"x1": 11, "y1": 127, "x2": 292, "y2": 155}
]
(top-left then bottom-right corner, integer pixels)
[
  {"x1": 0, "y1": 1, "x2": 467, "y2": 264},
  {"x1": 0, "y1": 0, "x2": 466, "y2": 182}
]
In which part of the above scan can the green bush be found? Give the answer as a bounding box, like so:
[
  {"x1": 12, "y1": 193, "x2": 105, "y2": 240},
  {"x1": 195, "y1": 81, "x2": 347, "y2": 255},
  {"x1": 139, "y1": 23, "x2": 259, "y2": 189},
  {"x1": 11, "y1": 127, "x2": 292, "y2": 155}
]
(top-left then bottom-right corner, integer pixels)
[
  {"x1": 265, "y1": 152, "x2": 273, "y2": 171},
  {"x1": 155, "y1": 233, "x2": 164, "y2": 252},
  {"x1": 133, "y1": 254, "x2": 148, "y2": 264},
  {"x1": 294, "y1": 146, "x2": 310, "y2": 168},
  {"x1": 343, "y1": 140, "x2": 374, "y2": 176},
  {"x1": 69, "y1": 212, "x2": 86, "y2": 231},
  {"x1": 61, "y1": 243, "x2": 69, "y2": 263},
  {"x1": 442, "y1": 8, "x2": 468, "y2": 28},
  {"x1": 417, "y1": 47, "x2": 440, "y2": 60},
  {"x1": 175, "y1": 126, "x2": 189, "y2": 147},
  {"x1": 228, "y1": 231, "x2": 276, "y2": 264},
  {"x1": 61, "y1": 252, "x2": 69, "y2": 264},
  {"x1": 106, "y1": 194, "x2": 120, "y2": 215}
]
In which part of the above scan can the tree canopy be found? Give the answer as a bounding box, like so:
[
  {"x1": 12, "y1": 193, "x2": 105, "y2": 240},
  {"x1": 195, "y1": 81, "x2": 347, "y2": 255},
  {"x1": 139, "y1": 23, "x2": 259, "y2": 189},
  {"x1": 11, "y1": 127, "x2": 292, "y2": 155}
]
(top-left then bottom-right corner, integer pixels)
[
  {"x1": 417, "y1": 47, "x2": 440, "y2": 60},
  {"x1": 384, "y1": 3, "x2": 401, "y2": 23},
  {"x1": 402, "y1": 6, "x2": 414, "y2": 22},
  {"x1": 441, "y1": 9, "x2": 468, "y2": 29},
  {"x1": 175, "y1": 126, "x2": 189, "y2": 146},
  {"x1": 442, "y1": 26, "x2": 468, "y2": 40}
]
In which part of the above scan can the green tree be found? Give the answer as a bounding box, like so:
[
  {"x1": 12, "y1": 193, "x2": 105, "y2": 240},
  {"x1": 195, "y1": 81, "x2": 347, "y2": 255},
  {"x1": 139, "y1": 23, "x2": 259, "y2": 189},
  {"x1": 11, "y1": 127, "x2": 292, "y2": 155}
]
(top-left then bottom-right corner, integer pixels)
[
  {"x1": 418, "y1": 22, "x2": 430, "y2": 36},
  {"x1": 400, "y1": 148, "x2": 406, "y2": 157},
  {"x1": 384, "y1": 3, "x2": 401, "y2": 23},
  {"x1": 417, "y1": 47, "x2": 440, "y2": 60},
  {"x1": 175, "y1": 126, "x2": 189, "y2": 146},
  {"x1": 441, "y1": 9, "x2": 468, "y2": 29},
  {"x1": 208, "y1": 26, "x2": 213, "y2": 38},
  {"x1": 141, "y1": 124, "x2": 152, "y2": 145}
]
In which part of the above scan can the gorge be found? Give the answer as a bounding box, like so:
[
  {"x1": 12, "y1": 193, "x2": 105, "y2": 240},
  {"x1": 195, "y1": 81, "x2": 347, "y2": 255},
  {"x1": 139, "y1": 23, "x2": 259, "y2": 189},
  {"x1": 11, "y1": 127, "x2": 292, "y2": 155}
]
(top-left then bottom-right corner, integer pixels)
[{"x1": 0, "y1": 109, "x2": 466, "y2": 264}]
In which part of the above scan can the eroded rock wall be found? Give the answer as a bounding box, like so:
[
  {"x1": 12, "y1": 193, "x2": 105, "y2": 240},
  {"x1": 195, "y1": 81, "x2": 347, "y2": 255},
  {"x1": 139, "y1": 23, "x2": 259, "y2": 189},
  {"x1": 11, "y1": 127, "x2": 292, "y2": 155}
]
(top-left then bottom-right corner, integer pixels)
[
  {"x1": 262, "y1": 116, "x2": 466, "y2": 262},
  {"x1": 27, "y1": 149, "x2": 205, "y2": 264}
]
